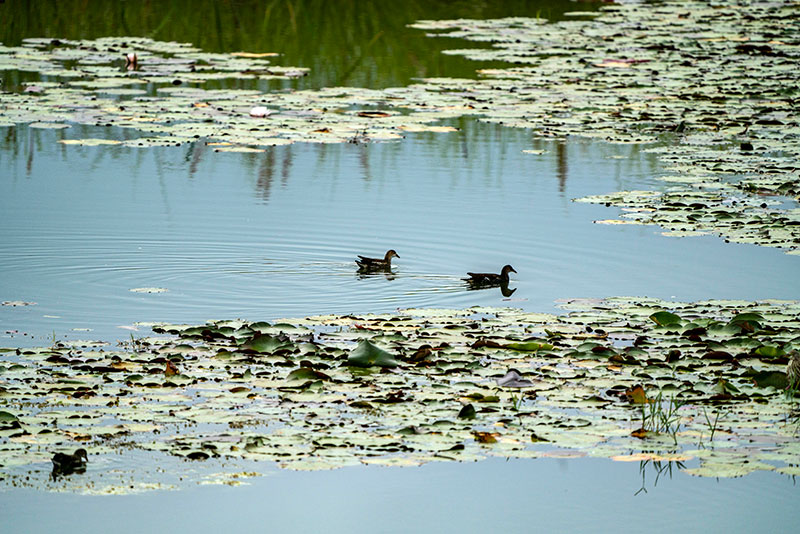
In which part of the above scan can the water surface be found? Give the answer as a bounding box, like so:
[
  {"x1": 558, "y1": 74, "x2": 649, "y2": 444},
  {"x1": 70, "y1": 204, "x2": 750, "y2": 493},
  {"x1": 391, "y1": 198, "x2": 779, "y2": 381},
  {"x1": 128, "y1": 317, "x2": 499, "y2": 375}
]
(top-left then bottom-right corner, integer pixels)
[
  {"x1": 2, "y1": 122, "x2": 798, "y2": 344},
  {"x1": 4, "y1": 458, "x2": 799, "y2": 533},
  {"x1": 1, "y1": 0, "x2": 798, "y2": 530}
]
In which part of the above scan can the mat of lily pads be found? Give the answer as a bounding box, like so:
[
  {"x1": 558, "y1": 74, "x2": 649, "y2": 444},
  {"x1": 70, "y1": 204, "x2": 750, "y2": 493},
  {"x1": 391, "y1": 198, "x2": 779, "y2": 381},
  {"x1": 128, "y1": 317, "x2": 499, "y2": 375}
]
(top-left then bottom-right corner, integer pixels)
[
  {"x1": 1, "y1": 1, "x2": 798, "y2": 252},
  {"x1": 409, "y1": 1, "x2": 800, "y2": 253},
  {"x1": 1, "y1": 298, "x2": 799, "y2": 493}
]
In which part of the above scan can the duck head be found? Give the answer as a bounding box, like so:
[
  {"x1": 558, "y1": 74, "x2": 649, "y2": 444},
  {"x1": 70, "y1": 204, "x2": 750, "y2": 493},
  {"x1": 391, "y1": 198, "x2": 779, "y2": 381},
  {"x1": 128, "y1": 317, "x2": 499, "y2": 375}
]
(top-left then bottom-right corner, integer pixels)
[
  {"x1": 385, "y1": 250, "x2": 400, "y2": 261},
  {"x1": 500, "y1": 265, "x2": 517, "y2": 277}
]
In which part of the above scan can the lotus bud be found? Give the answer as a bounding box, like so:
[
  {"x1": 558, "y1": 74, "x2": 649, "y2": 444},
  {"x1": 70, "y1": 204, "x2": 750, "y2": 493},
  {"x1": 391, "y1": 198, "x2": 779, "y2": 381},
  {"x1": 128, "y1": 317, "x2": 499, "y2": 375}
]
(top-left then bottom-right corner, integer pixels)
[
  {"x1": 125, "y1": 52, "x2": 138, "y2": 70},
  {"x1": 249, "y1": 106, "x2": 272, "y2": 118}
]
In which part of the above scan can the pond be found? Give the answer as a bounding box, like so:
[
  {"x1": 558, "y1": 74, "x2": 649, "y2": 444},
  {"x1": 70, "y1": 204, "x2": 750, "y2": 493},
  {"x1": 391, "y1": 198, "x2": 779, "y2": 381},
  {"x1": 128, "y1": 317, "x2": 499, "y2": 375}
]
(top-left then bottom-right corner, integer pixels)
[{"x1": 1, "y1": 0, "x2": 799, "y2": 531}]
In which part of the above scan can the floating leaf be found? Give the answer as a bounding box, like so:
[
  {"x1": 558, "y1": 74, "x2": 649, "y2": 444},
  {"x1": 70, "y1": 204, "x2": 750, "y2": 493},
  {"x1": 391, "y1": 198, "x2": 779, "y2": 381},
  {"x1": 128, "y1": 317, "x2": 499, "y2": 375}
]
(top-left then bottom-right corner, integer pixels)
[
  {"x1": 473, "y1": 431, "x2": 498, "y2": 444},
  {"x1": 241, "y1": 334, "x2": 290, "y2": 353},
  {"x1": 649, "y1": 311, "x2": 681, "y2": 327},
  {"x1": 346, "y1": 339, "x2": 400, "y2": 368},
  {"x1": 129, "y1": 287, "x2": 168, "y2": 294},
  {"x1": 754, "y1": 346, "x2": 785, "y2": 358},
  {"x1": 286, "y1": 367, "x2": 331, "y2": 382},
  {"x1": 751, "y1": 371, "x2": 787, "y2": 390},
  {"x1": 496, "y1": 370, "x2": 537, "y2": 388},
  {"x1": 458, "y1": 404, "x2": 476, "y2": 419},
  {"x1": 505, "y1": 341, "x2": 553, "y2": 352},
  {"x1": 625, "y1": 385, "x2": 648, "y2": 404},
  {"x1": 0, "y1": 411, "x2": 19, "y2": 423}
]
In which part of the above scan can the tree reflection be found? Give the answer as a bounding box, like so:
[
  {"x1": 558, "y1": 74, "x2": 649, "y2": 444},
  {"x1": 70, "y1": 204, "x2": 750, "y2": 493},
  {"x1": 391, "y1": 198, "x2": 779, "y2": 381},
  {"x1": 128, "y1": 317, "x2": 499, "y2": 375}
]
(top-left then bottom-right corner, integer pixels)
[{"x1": 556, "y1": 140, "x2": 567, "y2": 193}]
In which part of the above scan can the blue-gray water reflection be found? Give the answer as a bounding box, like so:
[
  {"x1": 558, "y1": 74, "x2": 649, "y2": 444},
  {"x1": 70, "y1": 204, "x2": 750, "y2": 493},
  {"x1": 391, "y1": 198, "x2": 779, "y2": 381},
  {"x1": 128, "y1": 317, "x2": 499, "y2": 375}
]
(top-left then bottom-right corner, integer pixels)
[
  {"x1": 4, "y1": 458, "x2": 799, "y2": 533},
  {"x1": 1, "y1": 122, "x2": 799, "y2": 344}
]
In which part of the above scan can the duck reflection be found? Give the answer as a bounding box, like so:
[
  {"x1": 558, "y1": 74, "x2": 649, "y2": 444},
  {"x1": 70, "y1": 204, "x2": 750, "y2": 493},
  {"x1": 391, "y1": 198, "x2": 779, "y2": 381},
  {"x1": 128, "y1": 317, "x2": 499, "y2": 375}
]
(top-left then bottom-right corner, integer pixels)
[
  {"x1": 356, "y1": 268, "x2": 397, "y2": 281},
  {"x1": 499, "y1": 282, "x2": 517, "y2": 297},
  {"x1": 356, "y1": 268, "x2": 397, "y2": 280},
  {"x1": 465, "y1": 279, "x2": 516, "y2": 297}
]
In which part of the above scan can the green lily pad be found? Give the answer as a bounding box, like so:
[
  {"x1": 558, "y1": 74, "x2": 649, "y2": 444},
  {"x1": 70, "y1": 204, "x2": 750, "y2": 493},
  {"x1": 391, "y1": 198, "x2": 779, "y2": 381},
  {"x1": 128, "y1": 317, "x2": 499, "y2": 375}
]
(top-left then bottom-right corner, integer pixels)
[
  {"x1": 346, "y1": 340, "x2": 400, "y2": 368},
  {"x1": 505, "y1": 341, "x2": 554, "y2": 352},
  {"x1": 649, "y1": 311, "x2": 682, "y2": 327},
  {"x1": 241, "y1": 334, "x2": 291, "y2": 353}
]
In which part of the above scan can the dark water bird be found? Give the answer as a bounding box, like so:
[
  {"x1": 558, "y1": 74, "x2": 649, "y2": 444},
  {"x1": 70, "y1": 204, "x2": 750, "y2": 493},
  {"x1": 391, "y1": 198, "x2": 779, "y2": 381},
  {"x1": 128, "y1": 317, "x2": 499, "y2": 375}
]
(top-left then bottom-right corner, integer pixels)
[
  {"x1": 463, "y1": 265, "x2": 517, "y2": 286},
  {"x1": 51, "y1": 448, "x2": 88, "y2": 478},
  {"x1": 356, "y1": 250, "x2": 399, "y2": 271}
]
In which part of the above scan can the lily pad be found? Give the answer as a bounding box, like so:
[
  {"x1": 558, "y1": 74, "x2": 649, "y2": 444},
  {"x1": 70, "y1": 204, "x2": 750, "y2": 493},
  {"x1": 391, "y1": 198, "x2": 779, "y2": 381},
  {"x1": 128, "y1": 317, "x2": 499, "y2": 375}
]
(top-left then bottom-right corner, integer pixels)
[{"x1": 346, "y1": 340, "x2": 400, "y2": 368}]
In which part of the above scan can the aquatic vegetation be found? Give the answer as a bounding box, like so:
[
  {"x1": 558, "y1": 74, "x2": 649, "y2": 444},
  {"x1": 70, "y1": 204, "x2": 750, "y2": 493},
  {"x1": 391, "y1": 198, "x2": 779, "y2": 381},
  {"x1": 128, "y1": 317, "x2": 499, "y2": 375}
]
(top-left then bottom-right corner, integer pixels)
[
  {"x1": 0, "y1": 36, "x2": 447, "y2": 147},
  {"x1": 1, "y1": 1, "x2": 797, "y2": 252},
  {"x1": 409, "y1": 1, "x2": 800, "y2": 253},
  {"x1": 1, "y1": 298, "x2": 799, "y2": 492}
]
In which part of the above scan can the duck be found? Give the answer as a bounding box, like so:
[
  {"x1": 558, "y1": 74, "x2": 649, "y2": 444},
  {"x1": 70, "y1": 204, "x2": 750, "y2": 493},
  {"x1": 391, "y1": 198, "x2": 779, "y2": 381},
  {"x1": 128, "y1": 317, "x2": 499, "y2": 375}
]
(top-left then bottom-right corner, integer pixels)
[
  {"x1": 356, "y1": 250, "x2": 399, "y2": 271},
  {"x1": 463, "y1": 264, "x2": 517, "y2": 286},
  {"x1": 51, "y1": 448, "x2": 88, "y2": 476}
]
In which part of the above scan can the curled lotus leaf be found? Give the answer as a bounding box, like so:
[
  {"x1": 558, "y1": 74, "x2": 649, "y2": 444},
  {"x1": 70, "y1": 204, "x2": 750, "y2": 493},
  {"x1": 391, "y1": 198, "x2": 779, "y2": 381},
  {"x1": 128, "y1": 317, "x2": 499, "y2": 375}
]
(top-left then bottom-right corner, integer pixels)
[
  {"x1": 0, "y1": 411, "x2": 20, "y2": 423},
  {"x1": 286, "y1": 367, "x2": 332, "y2": 382},
  {"x1": 496, "y1": 370, "x2": 538, "y2": 388},
  {"x1": 649, "y1": 311, "x2": 682, "y2": 327},
  {"x1": 241, "y1": 333, "x2": 292, "y2": 354},
  {"x1": 346, "y1": 339, "x2": 400, "y2": 368}
]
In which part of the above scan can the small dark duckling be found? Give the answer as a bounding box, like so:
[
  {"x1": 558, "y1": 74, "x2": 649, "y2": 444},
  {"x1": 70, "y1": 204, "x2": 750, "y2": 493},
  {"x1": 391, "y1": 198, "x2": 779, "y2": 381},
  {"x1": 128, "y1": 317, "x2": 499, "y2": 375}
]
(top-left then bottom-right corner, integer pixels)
[
  {"x1": 51, "y1": 448, "x2": 88, "y2": 477},
  {"x1": 463, "y1": 265, "x2": 517, "y2": 286},
  {"x1": 356, "y1": 250, "x2": 399, "y2": 271}
]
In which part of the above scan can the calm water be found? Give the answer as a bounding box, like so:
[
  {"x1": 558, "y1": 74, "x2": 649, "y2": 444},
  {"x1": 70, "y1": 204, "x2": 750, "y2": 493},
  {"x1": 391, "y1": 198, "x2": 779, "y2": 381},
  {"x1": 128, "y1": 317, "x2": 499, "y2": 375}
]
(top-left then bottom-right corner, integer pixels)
[
  {"x1": 1, "y1": 0, "x2": 799, "y2": 530},
  {"x1": 1, "y1": 122, "x2": 798, "y2": 344},
  {"x1": 3, "y1": 457, "x2": 800, "y2": 533}
]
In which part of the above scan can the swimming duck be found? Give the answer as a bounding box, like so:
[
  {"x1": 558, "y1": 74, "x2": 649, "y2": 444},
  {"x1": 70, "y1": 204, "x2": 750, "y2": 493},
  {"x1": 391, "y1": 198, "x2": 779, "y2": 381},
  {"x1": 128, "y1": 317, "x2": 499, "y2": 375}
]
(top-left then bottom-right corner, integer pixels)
[
  {"x1": 356, "y1": 250, "x2": 399, "y2": 270},
  {"x1": 463, "y1": 265, "x2": 517, "y2": 286},
  {"x1": 51, "y1": 448, "x2": 88, "y2": 476}
]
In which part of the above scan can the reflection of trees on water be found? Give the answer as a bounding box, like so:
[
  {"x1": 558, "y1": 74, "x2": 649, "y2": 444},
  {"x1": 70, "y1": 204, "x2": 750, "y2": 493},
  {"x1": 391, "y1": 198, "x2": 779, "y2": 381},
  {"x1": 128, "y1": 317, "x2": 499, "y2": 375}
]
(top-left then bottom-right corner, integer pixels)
[
  {"x1": 357, "y1": 145, "x2": 371, "y2": 182},
  {"x1": 556, "y1": 140, "x2": 567, "y2": 193},
  {"x1": 1, "y1": 0, "x2": 587, "y2": 91},
  {"x1": 187, "y1": 141, "x2": 207, "y2": 178},
  {"x1": 1, "y1": 0, "x2": 664, "y2": 195},
  {"x1": 253, "y1": 148, "x2": 294, "y2": 202},
  {"x1": 2, "y1": 122, "x2": 664, "y2": 203}
]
